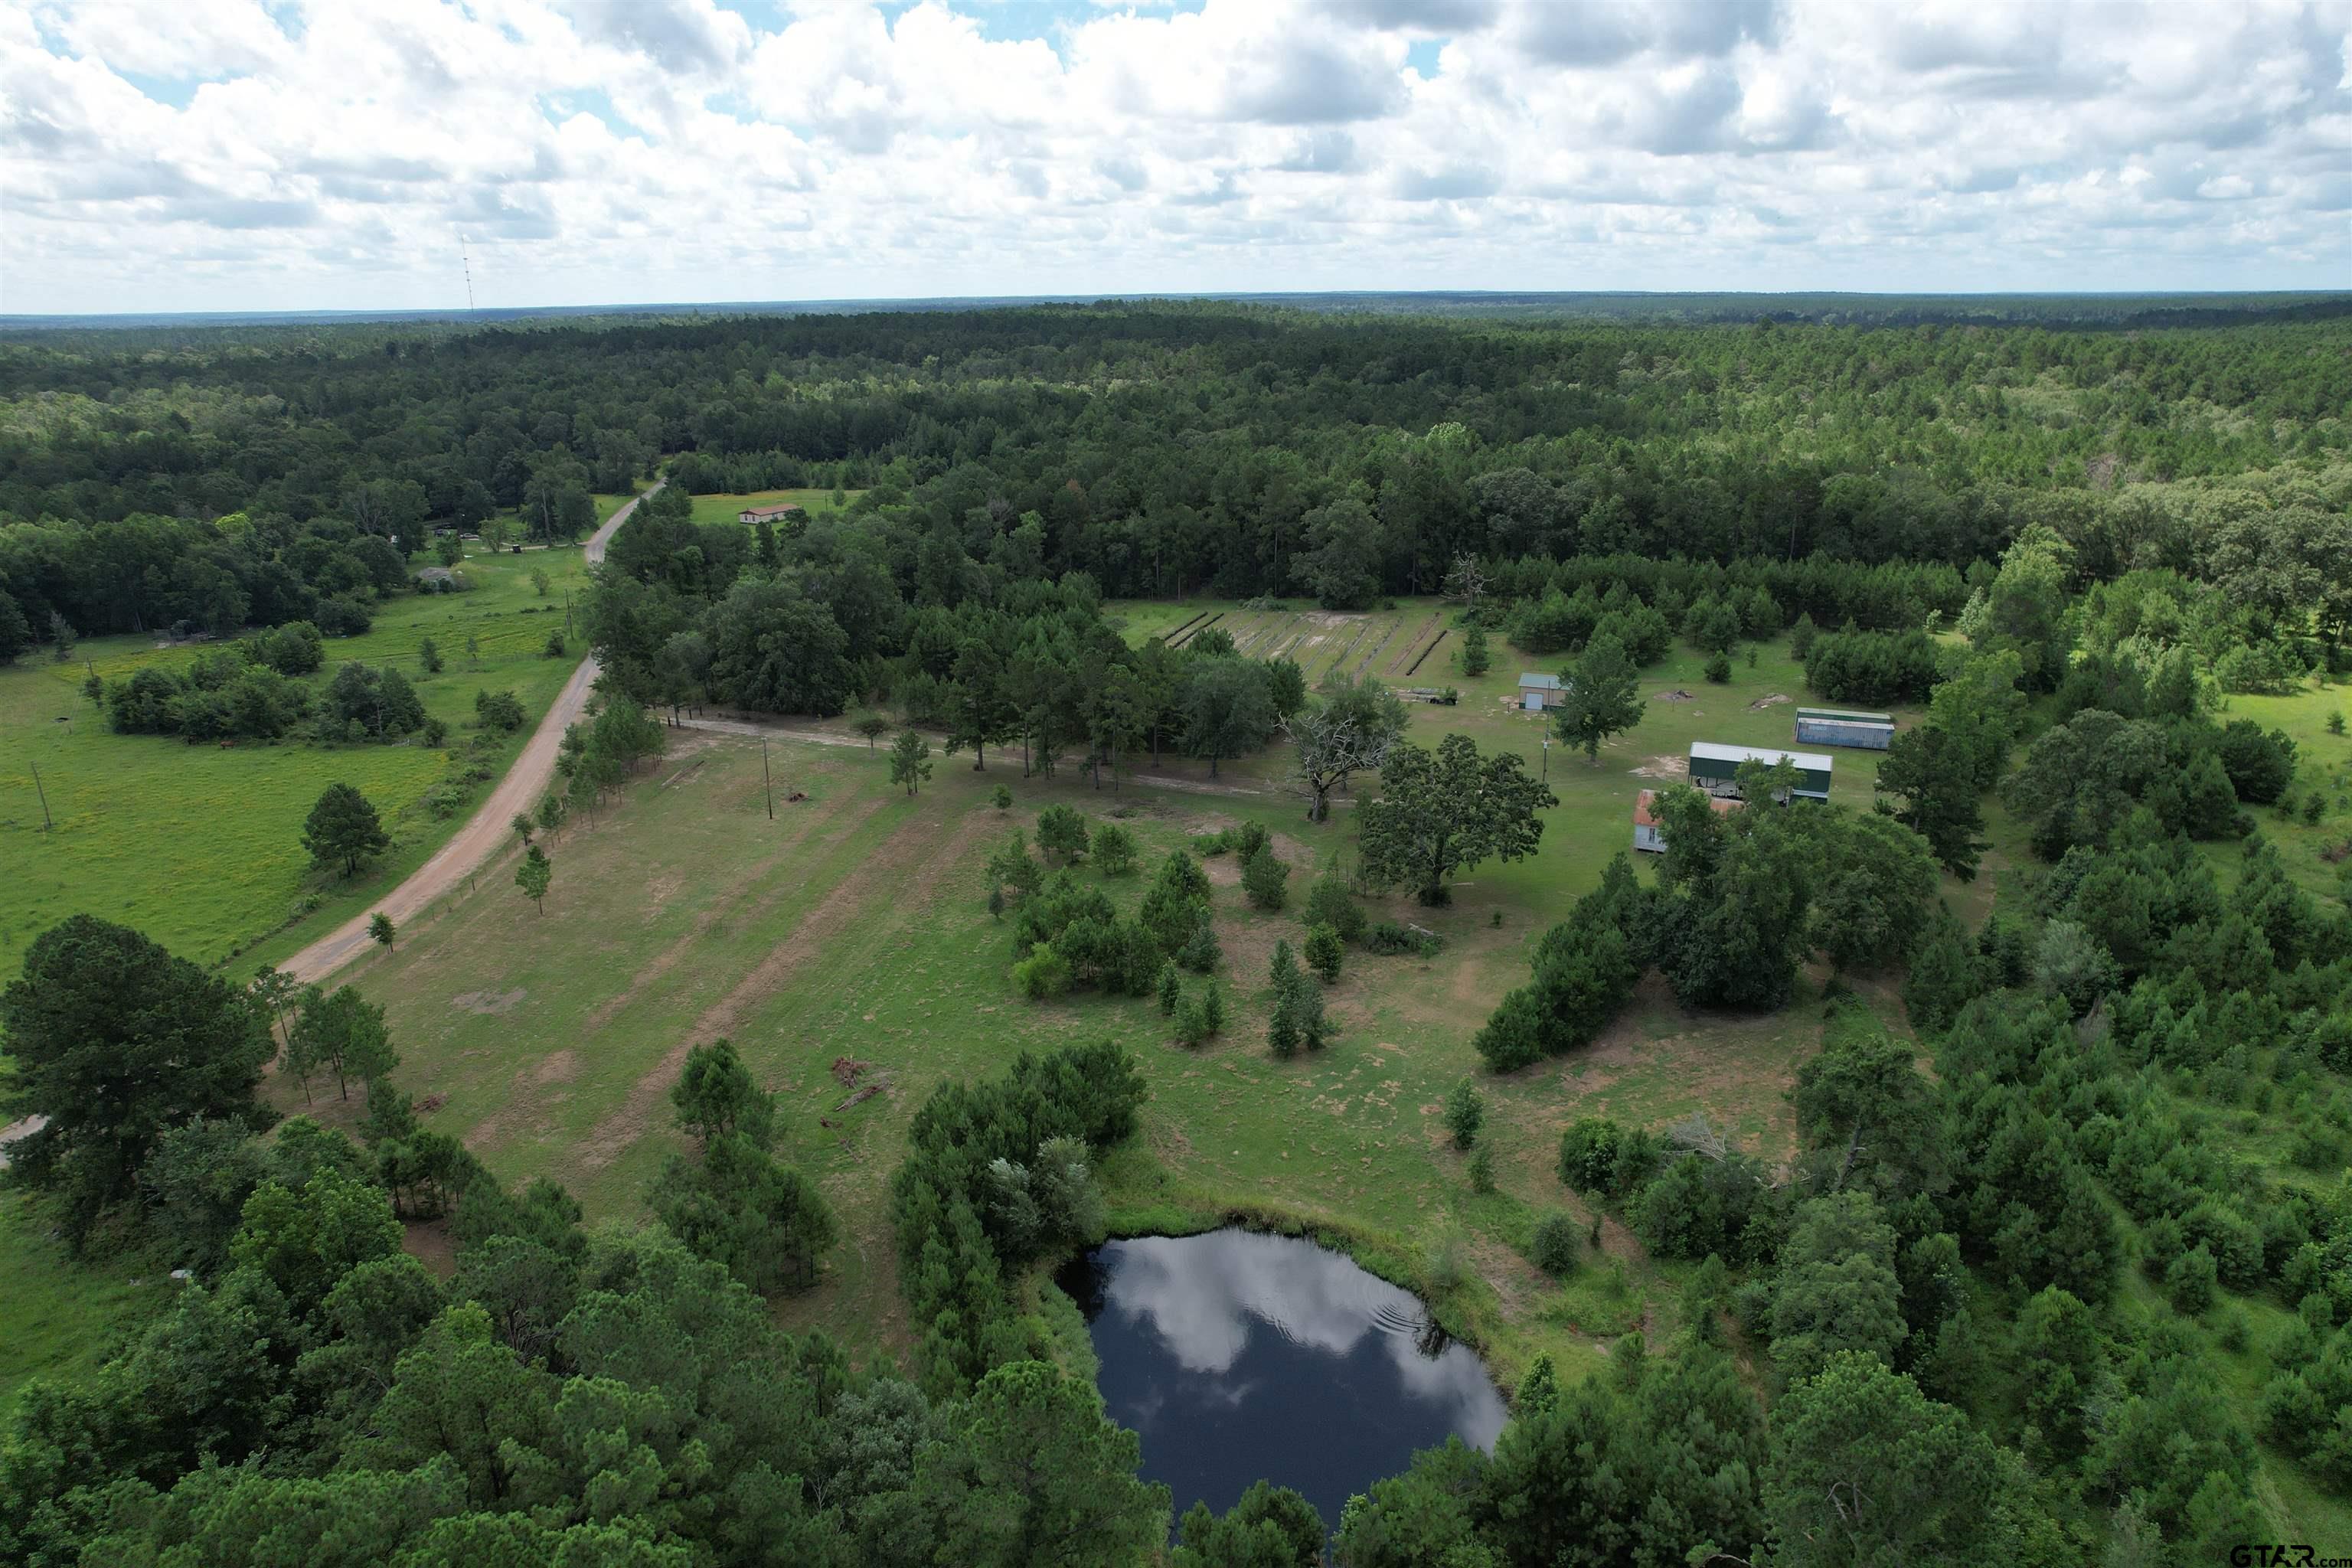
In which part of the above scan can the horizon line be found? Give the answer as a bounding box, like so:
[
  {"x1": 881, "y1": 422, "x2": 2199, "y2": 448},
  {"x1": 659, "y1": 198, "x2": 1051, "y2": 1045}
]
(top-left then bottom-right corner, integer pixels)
[{"x1": 7, "y1": 286, "x2": 2350, "y2": 328}]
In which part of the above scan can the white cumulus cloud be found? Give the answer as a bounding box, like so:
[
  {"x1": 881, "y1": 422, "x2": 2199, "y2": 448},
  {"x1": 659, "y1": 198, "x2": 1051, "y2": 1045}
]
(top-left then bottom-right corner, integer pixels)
[{"x1": 0, "y1": 0, "x2": 2345, "y2": 312}]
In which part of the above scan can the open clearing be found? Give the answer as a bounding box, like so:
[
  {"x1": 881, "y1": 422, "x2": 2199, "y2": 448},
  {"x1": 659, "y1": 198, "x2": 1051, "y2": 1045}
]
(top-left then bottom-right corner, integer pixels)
[
  {"x1": 306, "y1": 629, "x2": 1946, "y2": 1391},
  {"x1": 684, "y1": 488, "x2": 866, "y2": 528}
]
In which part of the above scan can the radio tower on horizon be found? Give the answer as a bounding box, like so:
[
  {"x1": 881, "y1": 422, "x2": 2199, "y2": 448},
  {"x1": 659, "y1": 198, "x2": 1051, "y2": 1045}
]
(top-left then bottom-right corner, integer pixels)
[{"x1": 459, "y1": 234, "x2": 475, "y2": 311}]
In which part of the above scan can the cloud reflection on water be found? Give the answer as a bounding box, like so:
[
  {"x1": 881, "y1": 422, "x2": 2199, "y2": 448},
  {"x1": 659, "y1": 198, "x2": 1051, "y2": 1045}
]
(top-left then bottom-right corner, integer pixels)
[{"x1": 1096, "y1": 1229, "x2": 1507, "y2": 1449}]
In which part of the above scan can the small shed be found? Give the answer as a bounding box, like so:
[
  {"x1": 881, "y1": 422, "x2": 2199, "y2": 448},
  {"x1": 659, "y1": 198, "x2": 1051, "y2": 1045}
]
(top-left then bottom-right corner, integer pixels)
[
  {"x1": 738, "y1": 503, "x2": 805, "y2": 526},
  {"x1": 1795, "y1": 706, "x2": 1895, "y2": 750},
  {"x1": 1517, "y1": 672, "x2": 1566, "y2": 711},
  {"x1": 1634, "y1": 789, "x2": 1740, "y2": 852},
  {"x1": 1688, "y1": 741, "x2": 1832, "y2": 802}
]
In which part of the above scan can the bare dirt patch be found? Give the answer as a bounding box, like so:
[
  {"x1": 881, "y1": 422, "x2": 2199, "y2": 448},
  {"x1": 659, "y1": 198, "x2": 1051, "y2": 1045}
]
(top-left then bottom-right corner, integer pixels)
[
  {"x1": 531, "y1": 1050, "x2": 579, "y2": 1086},
  {"x1": 1651, "y1": 689, "x2": 1695, "y2": 702},
  {"x1": 1746, "y1": 693, "x2": 1792, "y2": 709},
  {"x1": 401, "y1": 1220, "x2": 458, "y2": 1281},
  {"x1": 450, "y1": 988, "x2": 528, "y2": 1015},
  {"x1": 1629, "y1": 753, "x2": 1687, "y2": 779}
]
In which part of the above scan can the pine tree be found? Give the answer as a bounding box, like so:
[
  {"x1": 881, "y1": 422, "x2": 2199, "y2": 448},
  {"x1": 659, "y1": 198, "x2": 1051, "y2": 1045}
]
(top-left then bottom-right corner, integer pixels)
[
  {"x1": 1158, "y1": 961, "x2": 1183, "y2": 1016},
  {"x1": 1267, "y1": 988, "x2": 1299, "y2": 1059},
  {"x1": 1304, "y1": 923, "x2": 1343, "y2": 983},
  {"x1": 1269, "y1": 938, "x2": 1299, "y2": 992},
  {"x1": 1460, "y1": 622, "x2": 1491, "y2": 676}
]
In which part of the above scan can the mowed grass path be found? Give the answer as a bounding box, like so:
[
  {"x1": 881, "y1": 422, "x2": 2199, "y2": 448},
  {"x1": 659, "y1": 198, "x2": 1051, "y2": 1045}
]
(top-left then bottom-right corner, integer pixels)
[
  {"x1": 326, "y1": 640, "x2": 1915, "y2": 1391},
  {"x1": 0, "y1": 513, "x2": 644, "y2": 983}
]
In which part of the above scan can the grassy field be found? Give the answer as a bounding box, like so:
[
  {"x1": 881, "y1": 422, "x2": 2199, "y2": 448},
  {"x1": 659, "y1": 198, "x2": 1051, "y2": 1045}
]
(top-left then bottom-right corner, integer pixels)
[
  {"x1": 0, "y1": 509, "x2": 640, "y2": 985},
  {"x1": 0, "y1": 1192, "x2": 168, "y2": 1416},
  {"x1": 284, "y1": 630, "x2": 1936, "y2": 1402},
  {"x1": 682, "y1": 488, "x2": 865, "y2": 528}
]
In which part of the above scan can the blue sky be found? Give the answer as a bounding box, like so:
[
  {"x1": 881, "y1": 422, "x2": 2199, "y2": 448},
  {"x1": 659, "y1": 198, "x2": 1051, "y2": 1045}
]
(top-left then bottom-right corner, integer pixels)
[{"x1": 3, "y1": 0, "x2": 2348, "y2": 315}]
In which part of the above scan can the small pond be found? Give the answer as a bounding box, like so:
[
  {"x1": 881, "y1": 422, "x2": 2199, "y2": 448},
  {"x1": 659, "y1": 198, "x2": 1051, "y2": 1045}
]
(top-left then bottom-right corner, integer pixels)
[{"x1": 1057, "y1": 1227, "x2": 1508, "y2": 1534}]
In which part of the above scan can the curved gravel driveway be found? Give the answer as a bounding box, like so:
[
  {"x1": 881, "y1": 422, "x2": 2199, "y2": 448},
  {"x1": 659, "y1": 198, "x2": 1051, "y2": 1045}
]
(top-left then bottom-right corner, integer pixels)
[{"x1": 277, "y1": 484, "x2": 656, "y2": 985}]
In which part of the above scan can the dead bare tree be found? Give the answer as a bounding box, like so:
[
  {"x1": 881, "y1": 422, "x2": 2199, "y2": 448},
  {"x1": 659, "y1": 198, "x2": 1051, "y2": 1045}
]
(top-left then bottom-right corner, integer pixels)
[
  {"x1": 1441, "y1": 553, "x2": 1491, "y2": 616},
  {"x1": 1284, "y1": 708, "x2": 1393, "y2": 822}
]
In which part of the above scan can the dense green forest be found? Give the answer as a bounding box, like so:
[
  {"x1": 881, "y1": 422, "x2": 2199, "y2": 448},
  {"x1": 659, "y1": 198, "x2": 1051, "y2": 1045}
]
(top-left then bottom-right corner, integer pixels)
[
  {"x1": 4, "y1": 302, "x2": 2347, "y2": 639},
  {"x1": 4, "y1": 302, "x2": 2351, "y2": 1566}
]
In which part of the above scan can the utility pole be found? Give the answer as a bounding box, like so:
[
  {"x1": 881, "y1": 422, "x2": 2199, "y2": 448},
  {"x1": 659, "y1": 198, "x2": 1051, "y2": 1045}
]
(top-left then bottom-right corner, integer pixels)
[
  {"x1": 762, "y1": 740, "x2": 774, "y2": 821},
  {"x1": 29, "y1": 757, "x2": 53, "y2": 831}
]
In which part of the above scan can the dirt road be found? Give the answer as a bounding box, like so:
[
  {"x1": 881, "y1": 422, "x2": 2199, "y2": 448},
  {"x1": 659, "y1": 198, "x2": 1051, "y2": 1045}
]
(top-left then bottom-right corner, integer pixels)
[{"x1": 280, "y1": 485, "x2": 658, "y2": 985}]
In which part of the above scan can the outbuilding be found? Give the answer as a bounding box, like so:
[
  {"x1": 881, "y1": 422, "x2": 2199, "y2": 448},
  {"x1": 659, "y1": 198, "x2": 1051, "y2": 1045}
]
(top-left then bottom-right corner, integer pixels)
[
  {"x1": 1795, "y1": 706, "x2": 1895, "y2": 750},
  {"x1": 1687, "y1": 741, "x2": 1832, "y2": 802},
  {"x1": 1634, "y1": 788, "x2": 1740, "y2": 852},
  {"x1": 738, "y1": 502, "x2": 805, "y2": 527},
  {"x1": 1517, "y1": 672, "x2": 1566, "y2": 711}
]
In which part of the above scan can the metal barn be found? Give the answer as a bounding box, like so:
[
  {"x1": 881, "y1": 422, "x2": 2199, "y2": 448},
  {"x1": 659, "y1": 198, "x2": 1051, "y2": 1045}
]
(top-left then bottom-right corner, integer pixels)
[
  {"x1": 1794, "y1": 707, "x2": 1895, "y2": 750},
  {"x1": 1517, "y1": 672, "x2": 1566, "y2": 711},
  {"x1": 1687, "y1": 741, "x2": 1832, "y2": 802}
]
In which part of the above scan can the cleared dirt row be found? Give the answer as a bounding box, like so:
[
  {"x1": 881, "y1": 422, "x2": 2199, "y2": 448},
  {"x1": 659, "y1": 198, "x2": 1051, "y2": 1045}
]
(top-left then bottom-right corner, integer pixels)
[
  {"x1": 1405, "y1": 626, "x2": 1451, "y2": 677},
  {"x1": 1167, "y1": 610, "x2": 1225, "y2": 649},
  {"x1": 1380, "y1": 612, "x2": 1442, "y2": 678}
]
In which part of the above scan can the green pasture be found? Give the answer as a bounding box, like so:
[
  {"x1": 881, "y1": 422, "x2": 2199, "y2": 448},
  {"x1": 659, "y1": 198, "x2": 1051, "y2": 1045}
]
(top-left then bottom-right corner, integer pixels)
[
  {"x1": 0, "y1": 1193, "x2": 168, "y2": 1418},
  {"x1": 0, "y1": 537, "x2": 612, "y2": 982},
  {"x1": 286, "y1": 637, "x2": 1926, "y2": 1403},
  {"x1": 682, "y1": 489, "x2": 865, "y2": 529}
]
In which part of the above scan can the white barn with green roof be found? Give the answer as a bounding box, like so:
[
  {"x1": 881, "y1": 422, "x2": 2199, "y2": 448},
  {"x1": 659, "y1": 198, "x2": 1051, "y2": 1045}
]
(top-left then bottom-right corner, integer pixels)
[{"x1": 1687, "y1": 741, "x2": 1832, "y2": 802}]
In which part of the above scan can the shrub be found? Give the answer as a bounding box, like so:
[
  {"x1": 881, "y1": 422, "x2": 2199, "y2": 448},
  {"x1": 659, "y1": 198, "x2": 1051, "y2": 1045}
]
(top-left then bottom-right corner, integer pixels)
[
  {"x1": 1093, "y1": 823, "x2": 1138, "y2": 875},
  {"x1": 475, "y1": 688, "x2": 528, "y2": 733},
  {"x1": 2165, "y1": 1243, "x2": 2218, "y2": 1316},
  {"x1": 1240, "y1": 846, "x2": 1288, "y2": 911},
  {"x1": 1175, "y1": 984, "x2": 1224, "y2": 1047},
  {"x1": 250, "y1": 621, "x2": 325, "y2": 675},
  {"x1": 544, "y1": 631, "x2": 567, "y2": 658},
  {"x1": 991, "y1": 784, "x2": 1012, "y2": 809},
  {"x1": 422, "y1": 717, "x2": 449, "y2": 747},
  {"x1": 1304, "y1": 924, "x2": 1342, "y2": 984},
  {"x1": 1472, "y1": 988, "x2": 1547, "y2": 1072},
  {"x1": 1037, "y1": 805, "x2": 1091, "y2": 863},
  {"x1": 1303, "y1": 875, "x2": 1367, "y2": 944},
  {"x1": 1704, "y1": 650, "x2": 1732, "y2": 684},
  {"x1": 1558, "y1": 1118, "x2": 1659, "y2": 1197},
  {"x1": 2214, "y1": 720, "x2": 2297, "y2": 804},
  {"x1": 1011, "y1": 942, "x2": 1073, "y2": 1000},
  {"x1": 2215, "y1": 640, "x2": 2301, "y2": 695},
  {"x1": 1367, "y1": 921, "x2": 1440, "y2": 957},
  {"x1": 1444, "y1": 1080, "x2": 1484, "y2": 1150},
  {"x1": 1530, "y1": 1214, "x2": 1580, "y2": 1276},
  {"x1": 1468, "y1": 1148, "x2": 1495, "y2": 1194},
  {"x1": 313, "y1": 597, "x2": 372, "y2": 637}
]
